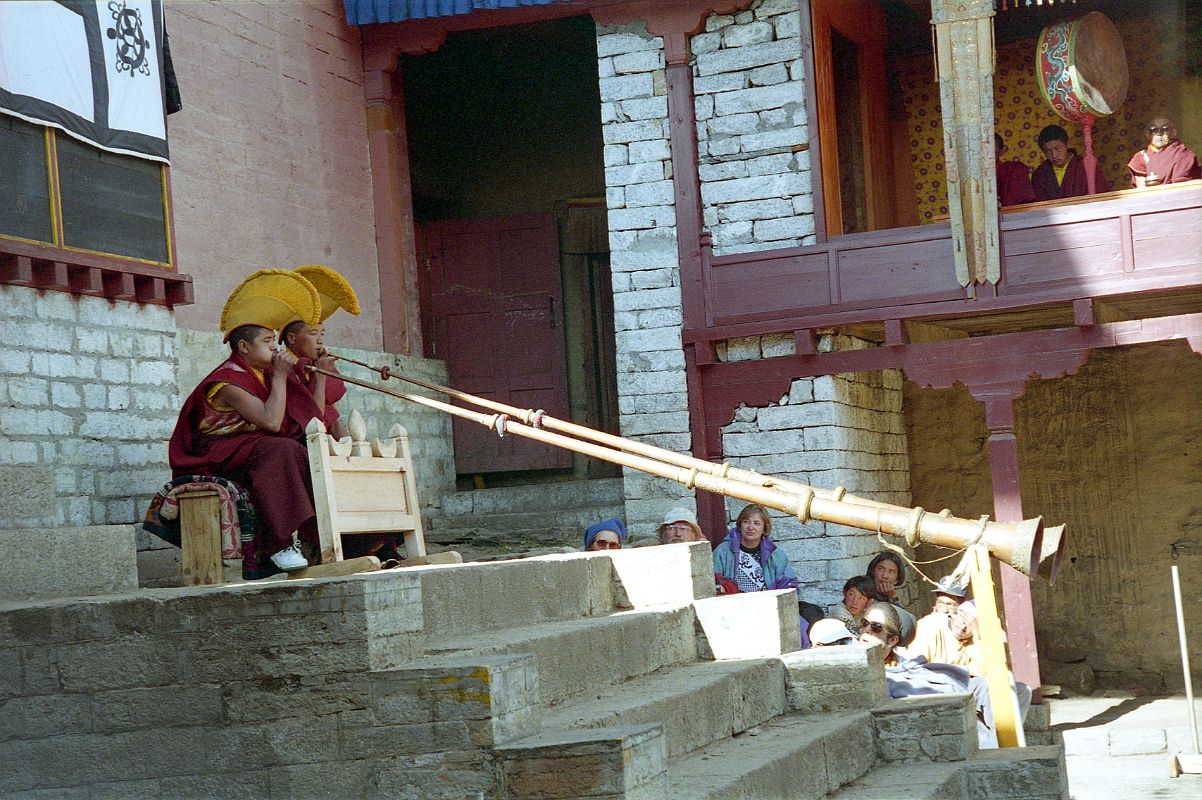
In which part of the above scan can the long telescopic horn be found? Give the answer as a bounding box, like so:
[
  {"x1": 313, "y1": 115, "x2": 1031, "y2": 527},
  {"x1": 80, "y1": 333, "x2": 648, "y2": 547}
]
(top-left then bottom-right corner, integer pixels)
[
  {"x1": 331, "y1": 352, "x2": 943, "y2": 515},
  {"x1": 309, "y1": 363, "x2": 1052, "y2": 576}
]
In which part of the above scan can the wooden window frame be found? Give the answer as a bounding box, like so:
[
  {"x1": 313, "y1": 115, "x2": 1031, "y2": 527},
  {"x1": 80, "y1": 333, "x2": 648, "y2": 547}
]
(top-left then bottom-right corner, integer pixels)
[{"x1": 0, "y1": 125, "x2": 191, "y2": 306}]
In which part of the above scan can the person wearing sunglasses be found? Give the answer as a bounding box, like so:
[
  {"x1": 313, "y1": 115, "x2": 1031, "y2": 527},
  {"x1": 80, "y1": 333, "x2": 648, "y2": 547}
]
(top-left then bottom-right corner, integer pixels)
[
  {"x1": 857, "y1": 603, "x2": 904, "y2": 666},
  {"x1": 584, "y1": 518, "x2": 626, "y2": 551},
  {"x1": 1127, "y1": 116, "x2": 1201, "y2": 188}
]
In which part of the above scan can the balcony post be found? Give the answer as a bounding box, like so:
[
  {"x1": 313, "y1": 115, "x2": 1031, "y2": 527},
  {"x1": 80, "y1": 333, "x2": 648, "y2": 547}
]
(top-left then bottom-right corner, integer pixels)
[{"x1": 972, "y1": 384, "x2": 1043, "y2": 701}]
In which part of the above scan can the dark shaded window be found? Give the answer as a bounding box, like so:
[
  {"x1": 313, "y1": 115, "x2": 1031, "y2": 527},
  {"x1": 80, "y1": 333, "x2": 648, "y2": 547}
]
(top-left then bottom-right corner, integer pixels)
[
  {"x1": 57, "y1": 135, "x2": 169, "y2": 263},
  {"x1": 0, "y1": 116, "x2": 53, "y2": 243},
  {"x1": 0, "y1": 117, "x2": 170, "y2": 264},
  {"x1": 831, "y1": 30, "x2": 868, "y2": 235}
]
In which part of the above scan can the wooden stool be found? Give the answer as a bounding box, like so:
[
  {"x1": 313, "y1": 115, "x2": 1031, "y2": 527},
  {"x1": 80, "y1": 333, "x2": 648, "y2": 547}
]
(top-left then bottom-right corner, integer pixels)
[{"x1": 178, "y1": 489, "x2": 223, "y2": 586}]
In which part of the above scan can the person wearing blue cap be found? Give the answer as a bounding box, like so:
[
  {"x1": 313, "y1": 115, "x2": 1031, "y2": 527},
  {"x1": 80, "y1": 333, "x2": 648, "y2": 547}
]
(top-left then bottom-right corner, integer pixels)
[{"x1": 584, "y1": 518, "x2": 626, "y2": 551}]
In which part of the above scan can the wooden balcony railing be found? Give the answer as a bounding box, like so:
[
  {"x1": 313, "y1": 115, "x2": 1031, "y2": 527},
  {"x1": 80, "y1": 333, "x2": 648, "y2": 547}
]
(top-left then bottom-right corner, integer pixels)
[{"x1": 685, "y1": 180, "x2": 1202, "y2": 345}]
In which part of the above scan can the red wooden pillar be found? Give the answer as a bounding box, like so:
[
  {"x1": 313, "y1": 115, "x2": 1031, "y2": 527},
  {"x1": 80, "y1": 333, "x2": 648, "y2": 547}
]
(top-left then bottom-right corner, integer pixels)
[
  {"x1": 363, "y1": 65, "x2": 423, "y2": 356},
  {"x1": 975, "y1": 385, "x2": 1043, "y2": 700},
  {"x1": 644, "y1": 10, "x2": 722, "y2": 539}
]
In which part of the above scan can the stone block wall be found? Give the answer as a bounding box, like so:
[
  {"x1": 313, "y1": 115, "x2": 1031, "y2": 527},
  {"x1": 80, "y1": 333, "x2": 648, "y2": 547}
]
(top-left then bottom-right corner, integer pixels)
[
  {"x1": 0, "y1": 573, "x2": 488, "y2": 798},
  {"x1": 719, "y1": 334, "x2": 911, "y2": 606},
  {"x1": 0, "y1": 285, "x2": 178, "y2": 530},
  {"x1": 692, "y1": 0, "x2": 815, "y2": 255},
  {"x1": 595, "y1": 5, "x2": 823, "y2": 539},
  {"x1": 596, "y1": 20, "x2": 696, "y2": 536}
]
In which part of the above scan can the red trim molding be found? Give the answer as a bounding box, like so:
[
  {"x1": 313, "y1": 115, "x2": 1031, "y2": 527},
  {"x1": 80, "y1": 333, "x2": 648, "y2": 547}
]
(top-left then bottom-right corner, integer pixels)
[
  {"x1": 699, "y1": 310, "x2": 1202, "y2": 433},
  {"x1": 0, "y1": 240, "x2": 193, "y2": 307}
]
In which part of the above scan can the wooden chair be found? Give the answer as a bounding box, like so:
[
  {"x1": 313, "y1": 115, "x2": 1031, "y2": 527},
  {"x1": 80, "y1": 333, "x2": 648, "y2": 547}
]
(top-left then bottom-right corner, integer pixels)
[{"x1": 305, "y1": 410, "x2": 428, "y2": 565}]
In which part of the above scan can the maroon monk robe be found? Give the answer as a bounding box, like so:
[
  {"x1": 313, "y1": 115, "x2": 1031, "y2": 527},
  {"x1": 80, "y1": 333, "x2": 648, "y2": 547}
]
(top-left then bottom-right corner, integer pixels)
[
  {"x1": 1031, "y1": 152, "x2": 1112, "y2": 201},
  {"x1": 169, "y1": 353, "x2": 323, "y2": 555},
  {"x1": 997, "y1": 159, "x2": 1036, "y2": 206},
  {"x1": 1127, "y1": 140, "x2": 1202, "y2": 186},
  {"x1": 293, "y1": 357, "x2": 347, "y2": 433}
]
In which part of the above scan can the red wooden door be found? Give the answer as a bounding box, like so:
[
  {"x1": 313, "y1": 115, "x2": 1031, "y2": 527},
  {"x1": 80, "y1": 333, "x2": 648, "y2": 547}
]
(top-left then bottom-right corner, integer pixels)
[{"x1": 424, "y1": 213, "x2": 572, "y2": 474}]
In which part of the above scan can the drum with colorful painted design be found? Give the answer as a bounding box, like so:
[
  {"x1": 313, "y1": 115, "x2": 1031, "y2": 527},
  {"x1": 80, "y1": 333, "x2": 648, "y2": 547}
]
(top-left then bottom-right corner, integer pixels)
[{"x1": 1036, "y1": 11, "x2": 1128, "y2": 123}]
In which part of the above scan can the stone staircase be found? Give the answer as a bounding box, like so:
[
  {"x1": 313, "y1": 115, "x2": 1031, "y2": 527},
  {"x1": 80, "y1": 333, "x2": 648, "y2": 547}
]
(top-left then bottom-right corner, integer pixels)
[
  {"x1": 425, "y1": 476, "x2": 627, "y2": 556},
  {"x1": 0, "y1": 541, "x2": 1068, "y2": 799}
]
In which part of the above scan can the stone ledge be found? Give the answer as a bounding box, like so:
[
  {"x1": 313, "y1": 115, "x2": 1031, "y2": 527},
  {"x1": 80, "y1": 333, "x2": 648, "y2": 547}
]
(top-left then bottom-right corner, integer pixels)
[{"x1": 0, "y1": 525, "x2": 138, "y2": 602}]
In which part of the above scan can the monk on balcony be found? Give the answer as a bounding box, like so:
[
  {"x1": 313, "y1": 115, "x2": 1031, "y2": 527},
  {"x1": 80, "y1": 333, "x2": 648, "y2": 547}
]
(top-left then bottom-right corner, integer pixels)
[
  {"x1": 995, "y1": 133, "x2": 1036, "y2": 207},
  {"x1": 1127, "y1": 116, "x2": 1202, "y2": 188},
  {"x1": 1031, "y1": 125, "x2": 1111, "y2": 201}
]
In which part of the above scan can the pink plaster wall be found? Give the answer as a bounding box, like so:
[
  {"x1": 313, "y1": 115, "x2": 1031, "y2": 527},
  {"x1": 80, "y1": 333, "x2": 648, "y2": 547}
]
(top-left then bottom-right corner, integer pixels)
[{"x1": 165, "y1": 1, "x2": 383, "y2": 351}]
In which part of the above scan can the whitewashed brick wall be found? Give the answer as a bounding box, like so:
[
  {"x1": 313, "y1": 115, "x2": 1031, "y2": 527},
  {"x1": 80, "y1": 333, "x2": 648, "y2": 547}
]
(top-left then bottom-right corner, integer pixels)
[
  {"x1": 693, "y1": 0, "x2": 815, "y2": 255},
  {"x1": 0, "y1": 286, "x2": 178, "y2": 529},
  {"x1": 719, "y1": 334, "x2": 911, "y2": 605},
  {"x1": 597, "y1": 20, "x2": 696, "y2": 536}
]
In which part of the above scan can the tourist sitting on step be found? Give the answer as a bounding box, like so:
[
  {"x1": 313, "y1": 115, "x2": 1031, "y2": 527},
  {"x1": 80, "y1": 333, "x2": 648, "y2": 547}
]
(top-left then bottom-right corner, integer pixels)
[
  {"x1": 860, "y1": 602, "x2": 1027, "y2": 749},
  {"x1": 906, "y1": 576, "x2": 981, "y2": 674},
  {"x1": 713, "y1": 504, "x2": 808, "y2": 646},
  {"x1": 809, "y1": 617, "x2": 856, "y2": 647},
  {"x1": 656, "y1": 507, "x2": 706, "y2": 545},
  {"x1": 828, "y1": 574, "x2": 877, "y2": 639},
  {"x1": 865, "y1": 551, "x2": 918, "y2": 647},
  {"x1": 712, "y1": 504, "x2": 799, "y2": 595},
  {"x1": 584, "y1": 517, "x2": 626, "y2": 551},
  {"x1": 169, "y1": 270, "x2": 327, "y2": 575}
]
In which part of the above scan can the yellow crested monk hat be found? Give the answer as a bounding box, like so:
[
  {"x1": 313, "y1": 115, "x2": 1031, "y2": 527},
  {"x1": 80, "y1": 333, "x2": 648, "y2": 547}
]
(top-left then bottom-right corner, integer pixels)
[
  {"x1": 219, "y1": 269, "x2": 321, "y2": 341},
  {"x1": 292, "y1": 264, "x2": 361, "y2": 324}
]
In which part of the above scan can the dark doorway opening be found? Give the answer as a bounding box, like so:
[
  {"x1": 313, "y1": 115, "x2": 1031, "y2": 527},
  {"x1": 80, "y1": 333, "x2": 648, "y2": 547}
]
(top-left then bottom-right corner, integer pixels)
[{"x1": 401, "y1": 15, "x2": 620, "y2": 485}]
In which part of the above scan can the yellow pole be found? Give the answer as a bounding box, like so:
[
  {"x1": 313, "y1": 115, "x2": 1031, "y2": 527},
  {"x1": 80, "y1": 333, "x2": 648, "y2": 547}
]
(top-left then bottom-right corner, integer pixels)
[{"x1": 968, "y1": 544, "x2": 1021, "y2": 748}]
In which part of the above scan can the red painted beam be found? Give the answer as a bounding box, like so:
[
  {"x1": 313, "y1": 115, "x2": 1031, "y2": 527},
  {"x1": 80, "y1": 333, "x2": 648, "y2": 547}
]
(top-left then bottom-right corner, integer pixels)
[
  {"x1": 32, "y1": 260, "x2": 70, "y2": 291},
  {"x1": 698, "y1": 310, "x2": 1202, "y2": 429},
  {"x1": 103, "y1": 271, "x2": 137, "y2": 302},
  {"x1": 135, "y1": 275, "x2": 168, "y2": 304},
  {"x1": 0, "y1": 255, "x2": 34, "y2": 285},
  {"x1": 68, "y1": 265, "x2": 104, "y2": 296}
]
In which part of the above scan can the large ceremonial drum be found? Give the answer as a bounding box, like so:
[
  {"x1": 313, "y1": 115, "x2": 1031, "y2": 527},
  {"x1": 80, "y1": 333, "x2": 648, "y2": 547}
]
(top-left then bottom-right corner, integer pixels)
[{"x1": 1036, "y1": 11, "x2": 1128, "y2": 123}]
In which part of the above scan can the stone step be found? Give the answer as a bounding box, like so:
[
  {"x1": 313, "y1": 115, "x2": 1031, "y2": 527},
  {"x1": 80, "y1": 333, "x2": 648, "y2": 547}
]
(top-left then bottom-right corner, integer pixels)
[
  {"x1": 826, "y1": 760, "x2": 961, "y2": 799},
  {"x1": 0, "y1": 525, "x2": 138, "y2": 602},
  {"x1": 427, "y1": 505, "x2": 627, "y2": 537},
  {"x1": 833, "y1": 743, "x2": 1071, "y2": 800},
  {"x1": 496, "y1": 723, "x2": 667, "y2": 800},
  {"x1": 425, "y1": 604, "x2": 699, "y2": 706},
  {"x1": 440, "y1": 477, "x2": 624, "y2": 517},
  {"x1": 537, "y1": 658, "x2": 787, "y2": 761},
  {"x1": 411, "y1": 542, "x2": 711, "y2": 639},
  {"x1": 666, "y1": 709, "x2": 876, "y2": 800}
]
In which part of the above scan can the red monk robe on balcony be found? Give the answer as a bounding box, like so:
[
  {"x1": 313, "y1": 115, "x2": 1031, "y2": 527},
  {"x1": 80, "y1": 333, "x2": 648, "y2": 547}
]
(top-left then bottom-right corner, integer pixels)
[
  {"x1": 995, "y1": 133, "x2": 1037, "y2": 206},
  {"x1": 1127, "y1": 116, "x2": 1202, "y2": 188},
  {"x1": 1031, "y1": 124, "x2": 1112, "y2": 201}
]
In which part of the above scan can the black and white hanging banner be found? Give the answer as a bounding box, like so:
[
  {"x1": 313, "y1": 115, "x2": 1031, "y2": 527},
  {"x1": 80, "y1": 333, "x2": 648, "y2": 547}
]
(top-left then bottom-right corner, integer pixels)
[{"x1": 0, "y1": 0, "x2": 169, "y2": 162}]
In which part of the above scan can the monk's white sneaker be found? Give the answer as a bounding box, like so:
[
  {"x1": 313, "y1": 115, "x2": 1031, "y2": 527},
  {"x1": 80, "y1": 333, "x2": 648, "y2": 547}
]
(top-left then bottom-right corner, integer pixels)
[{"x1": 270, "y1": 543, "x2": 309, "y2": 572}]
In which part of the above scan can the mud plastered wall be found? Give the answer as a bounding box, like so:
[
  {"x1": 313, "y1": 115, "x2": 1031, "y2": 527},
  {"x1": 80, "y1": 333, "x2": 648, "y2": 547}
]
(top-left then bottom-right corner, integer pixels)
[{"x1": 906, "y1": 343, "x2": 1202, "y2": 689}]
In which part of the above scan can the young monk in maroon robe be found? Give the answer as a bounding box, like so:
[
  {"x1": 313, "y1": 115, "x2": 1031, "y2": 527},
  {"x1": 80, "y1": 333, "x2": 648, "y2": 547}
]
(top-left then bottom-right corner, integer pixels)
[
  {"x1": 1031, "y1": 124, "x2": 1111, "y2": 201},
  {"x1": 169, "y1": 324, "x2": 323, "y2": 572},
  {"x1": 282, "y1": 320, "x2": 348, "y2": 440},
  {"x1": 1127, "y1": 116, "x2": 1202, "y2": 188},
  {"x1": 995, "y1": 133, "x2": 1036, "y2": 207}
]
